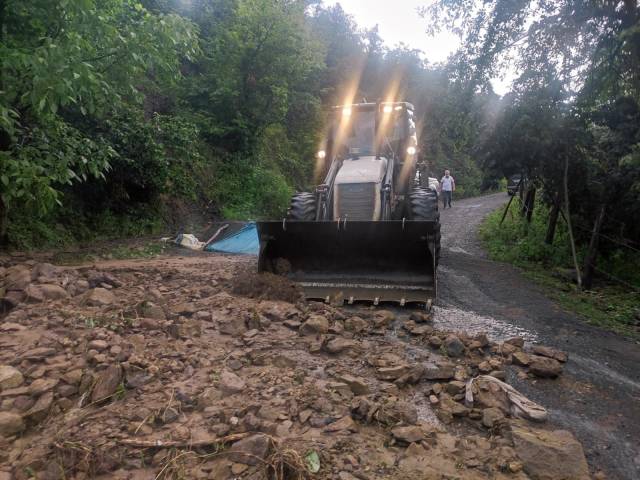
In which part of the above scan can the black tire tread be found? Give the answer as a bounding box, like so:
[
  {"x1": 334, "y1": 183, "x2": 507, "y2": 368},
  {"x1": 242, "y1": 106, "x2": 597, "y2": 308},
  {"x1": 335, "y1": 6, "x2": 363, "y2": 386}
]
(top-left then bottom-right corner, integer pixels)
[
  {"x1": 409, "y1": 187, "x2": 441, "y2": 264},
  {"x1": 287, "y1": 192, "x2": 317, "y2": 221}
]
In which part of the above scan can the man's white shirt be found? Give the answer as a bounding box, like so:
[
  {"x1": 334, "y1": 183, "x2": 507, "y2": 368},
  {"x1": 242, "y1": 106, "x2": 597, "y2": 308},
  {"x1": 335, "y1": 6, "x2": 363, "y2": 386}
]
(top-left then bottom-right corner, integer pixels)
[{"x1": 441, "y1": 176, "x2": 455, "y2": 191}]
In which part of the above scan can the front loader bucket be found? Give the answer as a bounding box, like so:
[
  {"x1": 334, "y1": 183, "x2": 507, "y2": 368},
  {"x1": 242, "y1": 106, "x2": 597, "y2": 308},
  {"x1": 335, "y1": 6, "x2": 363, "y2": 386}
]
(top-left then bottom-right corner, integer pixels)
[{"x1": 257, "y1": 220, "x2": 438, "y2": 306}]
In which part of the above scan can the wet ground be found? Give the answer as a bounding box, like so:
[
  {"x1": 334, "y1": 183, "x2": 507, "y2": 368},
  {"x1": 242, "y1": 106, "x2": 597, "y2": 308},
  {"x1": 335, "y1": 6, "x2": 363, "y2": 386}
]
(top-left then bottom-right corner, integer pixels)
[{"x1": 436, "y1": 193, "x2": 640, "y2": 480}]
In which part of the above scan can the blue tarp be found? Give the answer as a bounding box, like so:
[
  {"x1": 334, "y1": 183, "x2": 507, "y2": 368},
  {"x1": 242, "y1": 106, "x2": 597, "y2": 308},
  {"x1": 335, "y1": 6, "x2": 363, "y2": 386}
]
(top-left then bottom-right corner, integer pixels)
[{"x1": 205, "y1": 222, "x2": 259, "y2": 255}]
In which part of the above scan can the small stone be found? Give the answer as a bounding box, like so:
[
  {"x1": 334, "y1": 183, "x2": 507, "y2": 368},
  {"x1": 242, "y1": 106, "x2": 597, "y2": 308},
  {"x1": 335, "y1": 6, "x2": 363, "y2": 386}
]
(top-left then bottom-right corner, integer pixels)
[
  {"x1": 283, "y1": 319, "x2": 302, "y2": 330},
  {"x1": 391, "y1": 425, "x2": 424, "y2": 444},
  {"x1": 324, "y1": 415, "x2": 357, "y2": 432},
  {"x1": 377, "y1": 365, "x2": 411, "y2": 381},
  {"x1": 482, "y1": 407, "x2": 505, "y2": 428},
  {"x1": 505, "y1": 337, "x2": 525, "y2": 348},
  {"x1": 344, "y1": 316, "x2": 368, "y2": 333},
  {"x1": 429, "y1": 394, "x2": 439, "y2": 405},
  {"x1": 219, "y1": 370, "x2": 246, "y2": 395},
  {"x1": 25, "y1": 284, "x2": 69, "y2": 303},
  {"x1": 91, "y1": 365, "x2": 123, "y2": 402},
  {"x1": 24, "y1": 391, "x2": 53, "y2": 423},
  {"x1": 512, "y1": 351, "x2": 530, "y2": 366},
  {"x1": 84, "y1": 288, "x2": 116, "y2": 306},
  {"x1": 28, "y1": 378, "x2": 59, "y2": 395},
  {"x1": 444, "y1": 334, "x2": 465, "y2": 357},
  {"x1": 409, "y1": 311, "x2": 432, "y2": 324},
  {"x1": 488, "y1": 370, "x2": 506, "y2": 380},
  {"x1": 227, "y1": 434, "x2": 271, "y2": 465},
  {"x1": 478, "y1": 361, "x2": 492, "y2": 373},
  {"x1": 299, "y1": 315, "x2": 329, "y2": 335},
  {"x1": 0, "y1": 411, "x2": 25, "y2": 436},
  {"x1": 0, "y1": 366, "x2": 24, "y2": 390},
  {"x1": 372, "y1": 310, "x2": 395, "y2": 328},
  {"x1": 531, "y1": 345, "x2": 568, "y2": 363},
  {"x1": 324, "y1": 337, "x2": 357, "y2": 354},
  {"x1": 173, "y1": 302, "x2": 197, "y2": 315},
  {"x1": 423, "y1": 364, "x2": 454, "y2": 380},
  {"x1": 428, "y1": 336, "x2": 443, "y2": 348},
  {"x1": 446, "y1": 380, "x2": 465, "y2": 395},
  {"x1": 19, "y1": 347, "x2": 56, "y2": 361},
  {"x1": 529, "y1": 355, "x2": 563, "y2": 378},
  {"x1": 88, "y1": 339, "x2": 109, "y2": 351},
  {"x1": 231, "y1": 463, "x2": 248, "y2": 475},
  {"x1": 336, "y1": 374, "x2": 369, "y2": 395}
]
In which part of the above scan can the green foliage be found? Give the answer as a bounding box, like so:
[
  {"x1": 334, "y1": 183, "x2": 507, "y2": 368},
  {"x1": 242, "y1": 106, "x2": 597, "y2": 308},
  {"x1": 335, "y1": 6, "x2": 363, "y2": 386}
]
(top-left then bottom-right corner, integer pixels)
[{"x1": 481, "y1": 199, "x2": 640, "y2": 337}]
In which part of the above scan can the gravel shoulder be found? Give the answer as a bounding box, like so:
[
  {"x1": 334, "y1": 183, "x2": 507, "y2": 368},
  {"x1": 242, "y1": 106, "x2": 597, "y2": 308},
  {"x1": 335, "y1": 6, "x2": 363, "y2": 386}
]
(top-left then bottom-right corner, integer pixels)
[{"x1": 437, "y1": 193, "x2": 640, "y2": 480}]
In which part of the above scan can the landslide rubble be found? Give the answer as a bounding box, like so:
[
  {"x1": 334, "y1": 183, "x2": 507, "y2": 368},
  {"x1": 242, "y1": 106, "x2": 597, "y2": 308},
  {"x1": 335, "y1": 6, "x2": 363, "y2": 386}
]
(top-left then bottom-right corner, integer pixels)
[{"x1": 0, "y1": 256, "x2": 594, "y2": 480}]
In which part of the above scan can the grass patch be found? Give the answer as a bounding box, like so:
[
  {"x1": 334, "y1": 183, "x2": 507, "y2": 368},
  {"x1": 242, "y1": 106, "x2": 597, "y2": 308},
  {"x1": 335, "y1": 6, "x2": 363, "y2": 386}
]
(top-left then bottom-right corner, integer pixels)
[{"x1": 480, "y1": 197, "x2": 640, "y2": 338}]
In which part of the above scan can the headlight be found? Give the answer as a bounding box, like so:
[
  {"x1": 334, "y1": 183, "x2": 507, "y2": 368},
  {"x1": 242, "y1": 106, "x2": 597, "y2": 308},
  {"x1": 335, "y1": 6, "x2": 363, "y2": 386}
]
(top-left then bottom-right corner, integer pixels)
[
  {"x1": 383, "y1": 105, "x2": 393, "y2": 113},
  {"x1": 342, "y1": 107, "x2": 352, "y2": 117},
  {"x1": 407, "y1": 146, "x2": 417, "y2": 155},
  {"x1": 317, "y1": 150, "x2": 326, "y2": 159}
]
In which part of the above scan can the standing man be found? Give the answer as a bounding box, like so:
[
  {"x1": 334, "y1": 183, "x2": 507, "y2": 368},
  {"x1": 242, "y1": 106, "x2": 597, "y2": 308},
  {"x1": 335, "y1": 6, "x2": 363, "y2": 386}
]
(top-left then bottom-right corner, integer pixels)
[{"x1": 440, "y1": 169, "x2": 455, "y2": 208}]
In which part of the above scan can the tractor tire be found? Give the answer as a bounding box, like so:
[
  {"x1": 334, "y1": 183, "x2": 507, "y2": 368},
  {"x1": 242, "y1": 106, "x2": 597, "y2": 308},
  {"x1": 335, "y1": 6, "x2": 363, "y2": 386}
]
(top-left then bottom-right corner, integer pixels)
[
  {"x1": 409, "y1": 187, "x2": 441, "y2": 264},
  {"x1": 287, "y1": 192, "x2": 317, "y2": 221}
]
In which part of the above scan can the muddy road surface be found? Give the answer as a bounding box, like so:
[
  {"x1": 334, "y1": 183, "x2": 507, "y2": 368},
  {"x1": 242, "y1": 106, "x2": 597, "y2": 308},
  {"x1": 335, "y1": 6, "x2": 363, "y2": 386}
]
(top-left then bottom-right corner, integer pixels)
[
  {"x1": 0, "y1": 193, "x2": 638, "y2": 480},
  {"x1": 435, "y1": 193, "x2": 640, "y2": 480}
]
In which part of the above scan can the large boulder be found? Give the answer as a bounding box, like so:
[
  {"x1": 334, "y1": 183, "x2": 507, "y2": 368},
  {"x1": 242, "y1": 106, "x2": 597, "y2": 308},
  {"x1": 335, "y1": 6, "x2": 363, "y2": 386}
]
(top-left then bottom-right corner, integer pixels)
[
  {"x1": 4, "y1": 265, "x2": 31, "y2": 290},
  {"x1": 511, "y1": 424, "x2": 590, "y2": 480}
]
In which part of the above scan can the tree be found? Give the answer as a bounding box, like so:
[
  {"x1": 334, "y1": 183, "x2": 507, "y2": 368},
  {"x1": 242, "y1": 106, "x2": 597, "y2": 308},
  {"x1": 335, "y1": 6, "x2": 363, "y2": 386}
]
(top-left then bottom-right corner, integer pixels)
[{"x1": 0, "y1": 0, "x2": 198, "y2": 242}]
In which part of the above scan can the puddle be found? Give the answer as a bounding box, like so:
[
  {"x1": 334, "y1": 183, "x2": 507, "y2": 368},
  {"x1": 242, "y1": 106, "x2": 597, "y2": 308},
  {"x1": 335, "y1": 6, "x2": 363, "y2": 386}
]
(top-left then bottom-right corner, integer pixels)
[{"x1": 433, "y1": 305, "x2": 538, "y2": 342}]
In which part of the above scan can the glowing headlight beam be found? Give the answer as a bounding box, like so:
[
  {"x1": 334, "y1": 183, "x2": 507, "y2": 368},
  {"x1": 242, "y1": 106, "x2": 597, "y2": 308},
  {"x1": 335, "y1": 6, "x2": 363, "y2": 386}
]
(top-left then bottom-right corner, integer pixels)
[
  {"x1": 342, "y1": 107, "x2": 352, "y2": 117},
  {"x1": 407, "y1": 146, "x2": 417, "y2": 155},
  {"x1": 317, "y1": 150, "x2": 326, "y2": 159}
]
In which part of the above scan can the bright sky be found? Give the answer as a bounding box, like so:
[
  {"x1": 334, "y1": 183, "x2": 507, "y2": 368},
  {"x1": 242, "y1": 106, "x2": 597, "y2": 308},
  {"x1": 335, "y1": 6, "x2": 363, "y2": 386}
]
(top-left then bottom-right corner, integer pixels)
[{"x1": 325, "y1": 1, "x2": 512, "y2": 94}]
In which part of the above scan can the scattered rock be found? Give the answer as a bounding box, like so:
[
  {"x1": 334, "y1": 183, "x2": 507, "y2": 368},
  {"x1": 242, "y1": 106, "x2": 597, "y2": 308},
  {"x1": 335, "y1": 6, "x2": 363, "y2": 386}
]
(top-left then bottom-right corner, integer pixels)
[
  {"x1": 219, "y1": 370, "x2": 246, "y2": 395},
  {"x1": 409, "y1": 311, "x2": 432, "y2": 323},
  {"x1": 324, "y1": 337, "x2": 357, "y2": 354},
  {"x1": 423, "y1": 364, "x2": 454, "y2": 380},
  {"x1": 24, "y1": 391, "x2": 54, "y2": 423},
  {"x1": 391, "y1": 425, "x2": 424, "y2": 444},
  {"x1": 0, "y1": 366, "x2": 24, "y2": 390},
  {"x1": 227, "y1": 434, "x2": 272, "y2": 465},
  {"x1": 91, "y1": 365, "x2": 123, "y2": 402},
  {"x1": 336, "y1": 374, "x2": 370, "y2": 395},
  {"x1": 531, "y1": 345, "x2": 568, "y2": 363},
  {"x1": 529, "y1": 355, "x2": 563, "y2": 378},
  {"x1": 511, "y1": 351, "x2": 530, "y2": 366},
  {"x1": 0, "y1": 411, "x2": 25, "y2": 436},
  {"x1": 428, "y1": 336, "x2": 443, "y2": 348},
  {"x1": 324, "y1": 415, "x2": 357, "y2": 432},
  {"x1": 481, "y1": 407, "x2": 505, "y2": 428},
  {"x1": 25, "y1": 284, "x2": 69, "y2": 303},
  {"x1": 444, "y1": 334, "x2": 465, "y2": 357},
  {"x1": 84, "y1": 287, "x2": 116, "y2": 306},
  {"x1": 299, "y1": 315, "x2": 329, "y2": 335},
  {"x1": 377, "y1": 365, "x2": 411, "y2": 381},
  {"x1": 505, "y1": 337, "x2": 525, "y2": 348},
  {"x1": 511, "y1": 424, "x2": 590, "y2": 480},
  {"x1": 445, "y1": 381, "x2": 465, "y2": 395},
  {"x1": 344, "y1": 316, "x2": 368, "y2": 333}
]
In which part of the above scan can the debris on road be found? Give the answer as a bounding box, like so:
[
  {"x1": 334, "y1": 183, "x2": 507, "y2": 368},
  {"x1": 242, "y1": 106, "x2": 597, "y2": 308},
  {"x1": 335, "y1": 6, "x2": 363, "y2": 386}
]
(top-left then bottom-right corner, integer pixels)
[{"x1": 0, "y1": 256, "x2": 590, "y2": 479}]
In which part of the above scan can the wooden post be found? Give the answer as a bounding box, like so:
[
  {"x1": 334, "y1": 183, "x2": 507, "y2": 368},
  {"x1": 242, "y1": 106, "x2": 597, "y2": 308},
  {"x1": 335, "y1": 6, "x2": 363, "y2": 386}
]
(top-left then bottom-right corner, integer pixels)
[
  {"x1": 582, "y1": 204, "x2": 607, "y2": 290},
  {"x1": 563, "y1": 157, "x2": 582, "y2": 290},
  {"x1": 500, "y1": 193, "x2": 516, "y2": 226}
]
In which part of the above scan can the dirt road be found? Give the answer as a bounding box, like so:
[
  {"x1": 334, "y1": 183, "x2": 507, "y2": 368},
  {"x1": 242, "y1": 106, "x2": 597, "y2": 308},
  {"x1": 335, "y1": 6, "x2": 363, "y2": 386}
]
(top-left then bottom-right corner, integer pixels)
[{"x1": 436, "y1": 193, "x2": 640, "y2": 480}]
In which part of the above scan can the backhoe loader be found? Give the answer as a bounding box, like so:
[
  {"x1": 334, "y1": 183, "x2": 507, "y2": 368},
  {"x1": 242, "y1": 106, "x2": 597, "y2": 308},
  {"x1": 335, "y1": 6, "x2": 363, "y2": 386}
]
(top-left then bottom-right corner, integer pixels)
[{"x1": 257, "y1": 102, "x2": 441, "y2": 309}]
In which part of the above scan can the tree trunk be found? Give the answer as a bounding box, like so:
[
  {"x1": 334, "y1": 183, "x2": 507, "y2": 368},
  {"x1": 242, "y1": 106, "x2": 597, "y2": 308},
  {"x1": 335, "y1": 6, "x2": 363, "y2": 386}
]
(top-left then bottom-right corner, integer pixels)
[
  {"x1": 545, "y1": 192, "x2": 561, "y2": 244},
  {"x1": 525, "y1": 187, "x2": 536, "y2": 223},
  {"x1": 564, "y1": 157, "x2": 581, "y2": 290},
  {"x1": 582, "y1": 204, "x2": 607, "y2": 290},
  {"x1": 0, "y1": 196, "x2": 7, "y2": 246}
]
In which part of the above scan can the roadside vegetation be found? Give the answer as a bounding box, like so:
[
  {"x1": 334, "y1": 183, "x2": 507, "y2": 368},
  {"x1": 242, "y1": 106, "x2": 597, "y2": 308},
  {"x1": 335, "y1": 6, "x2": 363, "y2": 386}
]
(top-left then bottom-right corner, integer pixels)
[
  {"x1": 480, "y1": 197, "x2": 640, "y2": 338},
  {"x1": 0, "y1": 0, "x2": 491, "y2": 250}
]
